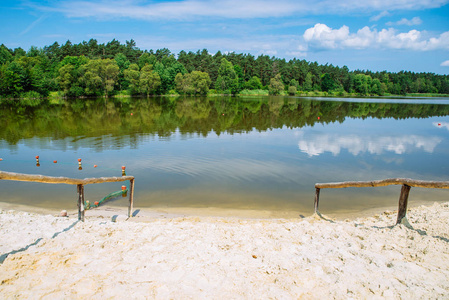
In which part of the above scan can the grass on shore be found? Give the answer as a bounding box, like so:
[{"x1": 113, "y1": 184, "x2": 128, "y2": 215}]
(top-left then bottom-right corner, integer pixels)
[{"x1": 3, "y1": 91, "x2": 449, "y2": 101}]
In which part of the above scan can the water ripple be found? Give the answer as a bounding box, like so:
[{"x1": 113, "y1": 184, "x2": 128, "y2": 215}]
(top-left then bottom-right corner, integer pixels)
[{"x1": 134, "y1": 154, "x2": 298, "y2": 183}]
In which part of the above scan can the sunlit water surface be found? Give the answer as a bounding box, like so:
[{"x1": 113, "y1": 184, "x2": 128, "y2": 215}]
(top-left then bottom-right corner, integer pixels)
[{"x1": 1, "y1": 96, "x2": 448, "y2": 217}]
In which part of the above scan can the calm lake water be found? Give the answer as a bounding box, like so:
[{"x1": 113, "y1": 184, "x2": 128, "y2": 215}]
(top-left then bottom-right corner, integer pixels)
[{"x1": 1, "y1": 96, "x2": 448, "y2": 217}]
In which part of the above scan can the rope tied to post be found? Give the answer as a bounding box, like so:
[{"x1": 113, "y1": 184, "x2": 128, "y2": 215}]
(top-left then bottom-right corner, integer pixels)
[{"x1": 85, "y1": 184, "x2": 129, "y2": 210}]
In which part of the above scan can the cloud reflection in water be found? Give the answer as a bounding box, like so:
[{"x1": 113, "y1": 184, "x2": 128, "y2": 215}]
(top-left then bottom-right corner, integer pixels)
[{"x1": 298, "y1": 132, "x2": 442, "y2": 157}]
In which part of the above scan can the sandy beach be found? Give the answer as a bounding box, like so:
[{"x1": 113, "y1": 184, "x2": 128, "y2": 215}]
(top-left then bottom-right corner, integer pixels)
[{"x1": 1, "y1": 202, "x2": 448, "y2": 299}]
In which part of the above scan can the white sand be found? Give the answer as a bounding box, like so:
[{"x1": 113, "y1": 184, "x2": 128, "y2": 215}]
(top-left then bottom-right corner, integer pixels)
[{"x1": 1, "y1": 202, "x2": 449, "y2": 299}]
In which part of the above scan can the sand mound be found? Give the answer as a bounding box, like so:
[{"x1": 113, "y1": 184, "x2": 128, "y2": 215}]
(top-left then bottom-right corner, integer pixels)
[{"x1": 1, "y1": 202, "x2": 448, "y2": 299}]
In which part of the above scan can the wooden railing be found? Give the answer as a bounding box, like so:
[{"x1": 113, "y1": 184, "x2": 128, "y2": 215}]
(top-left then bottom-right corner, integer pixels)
[
  {"x1": 0, "y1": 171, "x2": 135, "y2": 221},
  {"x1": 314, "y1": 178, "x2": 449, "y2": 224}
]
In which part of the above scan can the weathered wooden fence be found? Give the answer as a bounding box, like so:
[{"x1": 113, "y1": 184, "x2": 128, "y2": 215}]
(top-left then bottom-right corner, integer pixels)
[
  {"x1": 314, "y1": 178, "x2": 449, "y2": 224},
  {"x1": 0, "y1": 171, "x2": 135, "y2": 221}
]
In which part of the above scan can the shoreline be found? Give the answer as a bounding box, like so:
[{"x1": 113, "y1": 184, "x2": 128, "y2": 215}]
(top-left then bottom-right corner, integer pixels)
[
  {"x1": 1, "y1": 201, "x2": 448, "y2": 298},
  {"x1": 0, "y1": 199, "x2": 442, "y2": 222},
  {"x1": 4, "y1": 92, "x2": 449, "y2": 101}
]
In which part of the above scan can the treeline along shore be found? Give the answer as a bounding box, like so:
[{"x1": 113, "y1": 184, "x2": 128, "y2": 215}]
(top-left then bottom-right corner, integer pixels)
[{"x1": 1, "y1": 39, "x2": 448, "y2": 99}]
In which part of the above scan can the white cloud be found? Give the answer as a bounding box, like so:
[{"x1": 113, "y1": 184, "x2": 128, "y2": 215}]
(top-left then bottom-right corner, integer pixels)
[
  {"x1": 370, "y1": 11, "x2": 389, "y2": 22},
  {"x1": 303, "y1": 23, "x2": 350, "y2": 49},
  {"x1": 441, "y1": 60, "x2": 449, "y2": 66},
  {"x1": 28, "y1": 0, "x2": 449, "y2": 20},
  {"x1": 386, "y1": 17, "x2": 422, "y2": 26},
  {"x1": 342, "y1": 26, "x2": 377, "y2": 49},
  {"x1": 298, "y1": 133, "x2": 441, "y2": 157},
  {"x1": 303, "y1": 23, "x2": 449, "y2": 51},
  {"x1": 377, "y1": 28, "x2": 426, "y2": 50},
  {"x1": 427, "y1": 31, "x2": 449, "y2": 50}
]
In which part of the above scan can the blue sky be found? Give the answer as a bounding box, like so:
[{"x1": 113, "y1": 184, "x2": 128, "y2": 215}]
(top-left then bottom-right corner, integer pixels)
[{"x1": 1, "y1": 0, "x2": 448, "y2": 74}]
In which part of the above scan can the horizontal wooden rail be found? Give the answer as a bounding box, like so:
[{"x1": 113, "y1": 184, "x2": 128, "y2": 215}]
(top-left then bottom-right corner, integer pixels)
[
  {"x1": 0, "y1": 171, "x2": 135, "y2": 221},
  {"x1": 315, "y1": 178, "x2": 449, "y2": 189},
  {"x1": 314, "y1": 178, "x2": 449, "y2": 225},
  {"x1": 0, "y1": 170, "x2": 134, "y2": 185}
]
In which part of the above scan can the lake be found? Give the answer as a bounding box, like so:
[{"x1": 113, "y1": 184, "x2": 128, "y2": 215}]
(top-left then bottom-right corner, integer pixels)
[{"x1": 1, "y1": 96, "x2": 448, "y2": 217}]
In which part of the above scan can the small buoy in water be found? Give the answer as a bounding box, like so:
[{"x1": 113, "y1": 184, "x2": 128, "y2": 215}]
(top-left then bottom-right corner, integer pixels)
[
  {"x1": 438, "y1": 123, "x2": 441, "y2": 126},
  {"x1": 53, "y1": 160, "x2": 57, "y2": 163},
  {"x1": 78, "y1": 158, "x2": 82, "y2": 162},
  {"x1": 94, "y1": 201, "x2": 99, "y2": 206},
  {"x1": 122, "y1": 166, "x2": 126, "y2": 170},
  {"x1": 60, "y1": 210, "x2": 67, "y2": 217},
  {"x1": 35, "y1": 156, "x2": 39, "y2": 159},
  {"x1": 94, "y1": 165, "x2": 98, "y2": 168},
  {"x1": 121, "y1": 185, "x2": 126, "y2": 191},
  {"x1": 122, "y1": 166, "x2": 126, "y2": 176},
  {"x1": 0, "y1": 158, "x2": 3, "y2": 161}
]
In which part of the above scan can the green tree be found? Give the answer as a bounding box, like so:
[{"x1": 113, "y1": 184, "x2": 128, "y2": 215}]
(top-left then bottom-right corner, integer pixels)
[
  {"x1": 0, "y1": 63, "x2": 22, "y2": 97},
  {"x1": 124, "y1": 63, "x2": 140, "y2": 94},
  {"x1": 321, "y1": 73, "x2": 339, "y2": 92},
  {"x1": 56, "y1": 56, "x2": 88, "y2": 97},
  {"x1": 371, "y1": 78, "x2": 386, "y2": 95},
  {"x1": 245, "y1": 76, "x2": 263, "y2": 90},
  {"x1": 140, "y1": 65, "x2": 161, "y2": 96},
  {"x1": 175, "y1": 71, "x2": 211, "y2": 95},
  {"x1": 13, "y1": 47, "x2": 26, "y2": 57},
  {"x1": 289, "y1": 79, "x2": 299, "y2": 89},
  {"x1": 288, "y1": 85, "x2": 297, "y2": 95},
  {"x1": 3, "y1": 60, "x2": 30, "y2": 97},
  {"x1": 80, "y1": 59, "x2": 119, "y2": 96},
  {"x1": 103, "y1": 60, "x2": 119, "y2": 95},
  {"x1": 158, "y1": 61, "x2": 187, "y2": 94},
  {"x1": 353, "y1": 74, "x2": 372, "y2": 95},
  {"x1": 233, "y1": 64, "x2": 244, "y2": 90},
  {"x1": 27, "y1": 46, "x2": 42, "y2": 57},
  {"x1": 0, "y1": 44, "x2": 13, "y2": 65},
  {"x1": 268, "y1": 74, "x2": 284, "y2": 95},
  {"x1": 114, "y1": 53, "x2": 130, "y2": 91},
  {"x1": 412, "y1": 77, "x2": 426, "y2": 93},
  {"x1": 174, "y1": 73, "x2": 191, "y2": 94},
  {"x1": 303, "y1": 72, "x2": 313, "y2": 91},
  {"x1": 57, "y1": 64, "x2": 76, "y2": 95},
  {"x1": 138, "y1": 53, "x2": 156, "y2": 69},
  {"x1": 215, "y1": 58, "x2": 239, "y2": 94}
]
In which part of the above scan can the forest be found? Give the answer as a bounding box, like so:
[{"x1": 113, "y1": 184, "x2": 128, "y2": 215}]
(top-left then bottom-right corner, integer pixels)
[{"x1": 1, "y1": 38, "x2": 449, "y2": 99}]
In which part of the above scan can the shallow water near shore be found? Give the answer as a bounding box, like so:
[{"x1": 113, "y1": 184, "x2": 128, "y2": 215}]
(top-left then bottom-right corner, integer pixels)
[{"x1": 1, "y1": 96, "x2": 448, "y2": 217}]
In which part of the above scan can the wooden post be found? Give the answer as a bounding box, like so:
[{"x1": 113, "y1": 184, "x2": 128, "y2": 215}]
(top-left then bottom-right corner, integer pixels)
[
  {"x1": 77, "y1": 184, "x2": 85, "y2": 222},
  {"x1": 128, "y1": 179, "x2": 134, "y2": 218},
  {"x1": 312, "y1": 178, "x2": 449, "y2": 225},
  {"x1": 314, "y1": 188, "x2": 320, "y2": 213},
  {"x1": 396, "y1": 184, "x2": 411, "y2": 224},
  {"x1": 0, "y1": 171, "x2": 135, "y2": 221}
]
